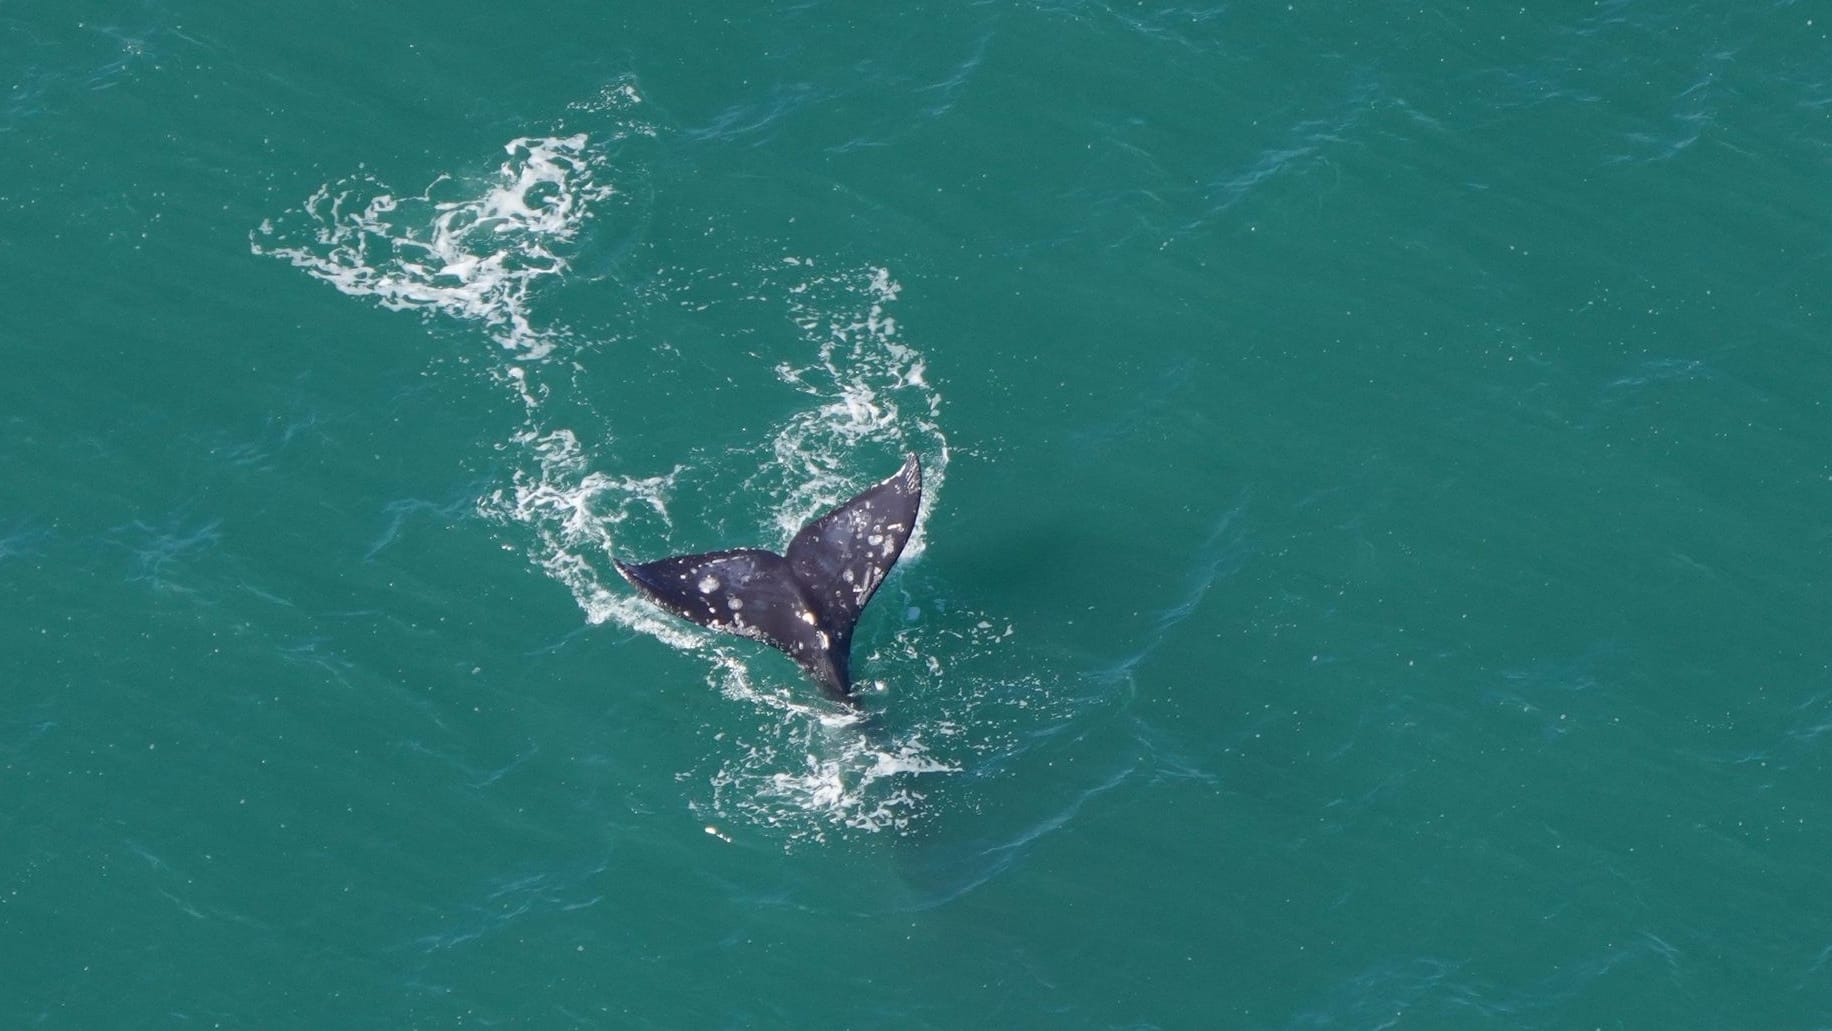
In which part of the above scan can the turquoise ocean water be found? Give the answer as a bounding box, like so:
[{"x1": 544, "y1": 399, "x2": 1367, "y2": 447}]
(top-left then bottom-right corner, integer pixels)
[{"x1": 6, "y1": 2, "x2": 1832, "y2": 1027}]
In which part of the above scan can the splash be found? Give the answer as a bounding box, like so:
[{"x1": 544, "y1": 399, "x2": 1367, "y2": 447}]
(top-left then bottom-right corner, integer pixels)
[
  {"x1": 692, "y1": 651, "x2": 963, "y2": 844},
  {"x1": 715, "y1": 729, "x2": 960, "y2": 842},
  {"x1": 762, "y1": 264, "x2": 948, "y2": 553},
  {"x1": 486, "y1": 425, "x2": 688, "y2": 635}
]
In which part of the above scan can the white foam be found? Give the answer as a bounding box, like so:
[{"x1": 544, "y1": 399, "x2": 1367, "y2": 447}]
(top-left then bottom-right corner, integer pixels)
[
  {"x1": 250, "y1": 133, "x2": 615, "y2": 361},
  {"x1": 762, "y1": 265, "x2": 949, "y2": 558},
  {"x1": 702, "y1": 713, "x2": 961, "y2": 843},
  {"x1": 479, "y1": 426, "x2": 683, "y2": 628}
]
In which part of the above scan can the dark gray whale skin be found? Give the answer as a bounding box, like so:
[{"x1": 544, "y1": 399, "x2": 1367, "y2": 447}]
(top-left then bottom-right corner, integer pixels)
[{"x1": 614, "y1": 454, "x2": 922, "y2": 701}]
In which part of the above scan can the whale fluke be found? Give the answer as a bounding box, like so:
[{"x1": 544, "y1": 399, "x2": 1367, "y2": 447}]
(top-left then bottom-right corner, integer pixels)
[{"x1": 614, "y1": 453, "x2": 923, "y2": 700}]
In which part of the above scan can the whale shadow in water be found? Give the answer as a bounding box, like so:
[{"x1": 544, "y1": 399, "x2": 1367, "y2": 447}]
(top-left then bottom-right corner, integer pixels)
[{"x1": 614, "y1": 453, "x2": 922, "y2": 703}]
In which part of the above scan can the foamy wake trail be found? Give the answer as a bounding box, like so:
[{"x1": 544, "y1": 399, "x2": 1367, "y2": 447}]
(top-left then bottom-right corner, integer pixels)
[
  {"x1": 253, "y1": 109, "x2": 982, "y2": 841},
  {"x1": 251, "y1": 133, "x2": 615, "y2": 361},
  {"x1": 249, "y1": 126, "x2": 687, "y2": 631}
]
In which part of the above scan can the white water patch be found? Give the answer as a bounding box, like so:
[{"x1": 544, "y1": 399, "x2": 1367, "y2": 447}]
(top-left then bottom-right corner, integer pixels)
[
  {"x1": 484, "y1": 424, "x2": 692, "y2": 636},
  {"x1": 250, "y1": 133, "x2": 618, "y2": 361},
  {"x1": 762, "y1": 264, "x2": 948, "y2": 556},
  {"x1": 691, "y1": 652, "x2": 962, "y2": 844},
  {"x1": 714, "y1": 731, "x2": 959, "y2": 842}
]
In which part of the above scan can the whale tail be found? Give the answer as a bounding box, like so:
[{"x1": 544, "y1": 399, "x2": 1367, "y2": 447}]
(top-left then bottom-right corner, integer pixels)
[{"x1": 614, "y1": 453, "x2": 923, "y2": 699}]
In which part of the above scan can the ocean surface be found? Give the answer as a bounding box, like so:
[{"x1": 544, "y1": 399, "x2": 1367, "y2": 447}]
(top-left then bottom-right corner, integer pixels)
[{"x1": 5, "y1": 2, "x2": 1831, "y2": 1027}]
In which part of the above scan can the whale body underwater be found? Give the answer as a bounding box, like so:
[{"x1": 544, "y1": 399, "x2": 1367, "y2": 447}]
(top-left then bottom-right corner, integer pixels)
[{"x1": 614, "y1": 454, "x2": 923, "y2": 701}]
